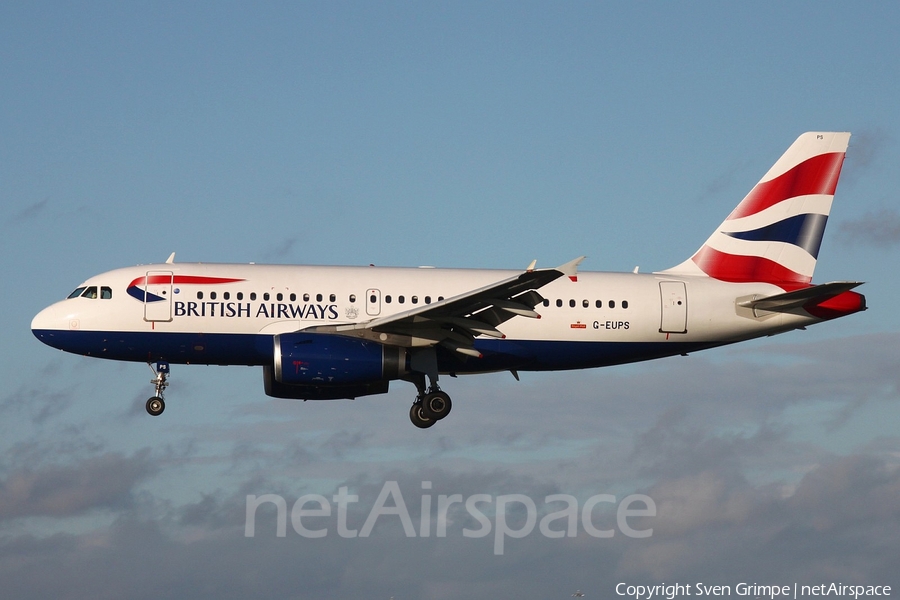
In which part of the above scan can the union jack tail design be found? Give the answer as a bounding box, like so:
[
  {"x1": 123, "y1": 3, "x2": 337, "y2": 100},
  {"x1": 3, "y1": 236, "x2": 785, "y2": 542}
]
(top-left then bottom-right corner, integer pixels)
[{"x1": 663, "y1": 132, "x2": 851, "y2": 290}]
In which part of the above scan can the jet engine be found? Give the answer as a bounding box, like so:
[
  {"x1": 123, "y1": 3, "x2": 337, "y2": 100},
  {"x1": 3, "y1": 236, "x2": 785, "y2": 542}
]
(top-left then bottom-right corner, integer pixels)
[{"x1": 263, "y1": 332, "x2": 407, "y2": 400}]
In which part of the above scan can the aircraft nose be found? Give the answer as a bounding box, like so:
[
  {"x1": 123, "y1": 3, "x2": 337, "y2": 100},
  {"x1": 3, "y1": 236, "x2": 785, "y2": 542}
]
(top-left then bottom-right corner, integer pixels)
[
  {"x1": 32, "y1": 304, "x2": 56, "y2": 332},
  {"x1": 31, "y1": 302, "x2": 73, "y2": 346},
  {"x1": 32, "y1": 307, "x2": 47, "y2": 330}
]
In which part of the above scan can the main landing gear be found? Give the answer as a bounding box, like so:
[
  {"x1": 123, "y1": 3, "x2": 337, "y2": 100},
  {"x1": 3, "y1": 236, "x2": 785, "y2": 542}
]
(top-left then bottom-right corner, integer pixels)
[
  {"x1": 146, "y1": 361, "x2": 169, "y2": 416},
  {"x1": 405, "y1": 349, "x2": 455, "y2": 429},
  {"x1": 409, "y1": 389, "x2": 453, "y2": 429},
  {"x1": 407, "y1": 368, "x2": 453, "y2": 429}
]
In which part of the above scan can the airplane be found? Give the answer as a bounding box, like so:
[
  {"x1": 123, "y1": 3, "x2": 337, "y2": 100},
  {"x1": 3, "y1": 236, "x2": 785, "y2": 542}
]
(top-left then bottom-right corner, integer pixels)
[{"x1": 31, "y1": 132, "x2": 866, "y2": 428}]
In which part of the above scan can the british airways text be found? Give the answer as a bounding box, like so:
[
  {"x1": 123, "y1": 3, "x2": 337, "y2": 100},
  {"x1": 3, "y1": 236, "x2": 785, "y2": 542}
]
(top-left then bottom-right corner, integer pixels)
[{"x1": 174, "y1": 301, "x2": 339, "y2": 320}]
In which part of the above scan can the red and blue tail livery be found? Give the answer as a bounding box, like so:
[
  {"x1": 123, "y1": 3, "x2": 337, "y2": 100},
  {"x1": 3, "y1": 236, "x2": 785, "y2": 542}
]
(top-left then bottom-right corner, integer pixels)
[
  {"x1": 32, "y1": 132, "x2": 866, "y2": 428},
  {"x1": 666, "y1": 132, "x2": 849, "y2": 289}
]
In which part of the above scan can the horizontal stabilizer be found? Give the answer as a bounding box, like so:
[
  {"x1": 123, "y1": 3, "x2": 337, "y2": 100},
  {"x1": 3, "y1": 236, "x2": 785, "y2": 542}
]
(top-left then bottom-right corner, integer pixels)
[{"x1": 738, "y1": 281, "x2": 863, "y2": 312}]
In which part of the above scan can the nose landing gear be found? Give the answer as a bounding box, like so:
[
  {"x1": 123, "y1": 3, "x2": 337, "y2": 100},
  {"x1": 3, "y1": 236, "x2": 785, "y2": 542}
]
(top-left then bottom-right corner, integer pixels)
[{"x1": 146, "y1": 361, "x2": 169, "y2": 416}]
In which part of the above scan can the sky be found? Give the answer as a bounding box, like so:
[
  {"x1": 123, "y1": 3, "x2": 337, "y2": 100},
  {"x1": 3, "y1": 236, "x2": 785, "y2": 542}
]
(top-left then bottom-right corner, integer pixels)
[{"x1": 2, "y1": 2, "x2": 900, "y2": 598}]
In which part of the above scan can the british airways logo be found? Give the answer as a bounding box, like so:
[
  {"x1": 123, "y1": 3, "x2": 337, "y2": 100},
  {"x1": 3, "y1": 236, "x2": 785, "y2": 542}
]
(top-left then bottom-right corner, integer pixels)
[
  {"x1": 127, "y1": 275, "x2": 245, "y2": 303},
  {"x1": 128, "y1": 274, "x2": 339, "y2": 320}
]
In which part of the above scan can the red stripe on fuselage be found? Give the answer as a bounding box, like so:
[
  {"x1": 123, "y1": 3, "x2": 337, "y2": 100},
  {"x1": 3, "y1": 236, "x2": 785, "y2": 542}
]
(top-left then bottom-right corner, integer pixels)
[
  {"x1": 728, "y1": 152, "x2": 845, "y2": 220},
  {"x1": 128, "y1": 275, "x2": 246, "y2": 288}
]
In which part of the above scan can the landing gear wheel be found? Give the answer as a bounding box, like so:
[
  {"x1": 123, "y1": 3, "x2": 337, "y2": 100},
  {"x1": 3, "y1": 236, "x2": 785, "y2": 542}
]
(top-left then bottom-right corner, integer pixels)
[
  {"x1": 421, "y1": 391, "x2": 452, "y2": 421},
  {"x1": 409, "y1": 401, "x2": 435, "y2": 429},
  {"x1": 146, "y1": 361, "x2": 170, "y2": 417},
  {"x1": 146, "y1": 396, "x2": 165, "y2": 416}
]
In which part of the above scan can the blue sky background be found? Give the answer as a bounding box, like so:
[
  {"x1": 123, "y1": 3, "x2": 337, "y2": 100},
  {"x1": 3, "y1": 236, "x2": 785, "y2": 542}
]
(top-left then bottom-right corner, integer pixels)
[{"x1": 3, "y1": 3, "x2": 900, "y2": 598}]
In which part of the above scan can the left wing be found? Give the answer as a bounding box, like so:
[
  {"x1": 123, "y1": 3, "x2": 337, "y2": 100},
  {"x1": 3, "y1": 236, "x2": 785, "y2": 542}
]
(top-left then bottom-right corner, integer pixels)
[{"x1": 304, "y1": 256, "x2": 585, "y2": 357}]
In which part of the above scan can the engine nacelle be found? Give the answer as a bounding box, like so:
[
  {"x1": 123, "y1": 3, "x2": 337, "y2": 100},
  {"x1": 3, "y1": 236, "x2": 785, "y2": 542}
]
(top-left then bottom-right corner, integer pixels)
[{"x1": 264, "y1": 333, "x2": 407, "y2": 399}]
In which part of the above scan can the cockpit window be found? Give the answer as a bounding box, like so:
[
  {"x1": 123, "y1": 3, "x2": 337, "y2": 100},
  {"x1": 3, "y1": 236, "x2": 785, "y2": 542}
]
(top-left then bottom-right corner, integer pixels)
[
  {"x1": 81, "y1": 286, "x2": 98, "y2": 299},
  {"x1": 67, "y1": 287, "x2": 87, "y2": 299},
  {"x1": 101, "y1": 286, "x2": 113, "y2": 299}
]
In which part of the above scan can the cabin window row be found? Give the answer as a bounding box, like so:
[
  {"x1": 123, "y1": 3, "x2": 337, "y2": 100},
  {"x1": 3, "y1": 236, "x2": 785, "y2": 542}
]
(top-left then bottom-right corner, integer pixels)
[
  {"x1": 192, "y1": 290, "x2": 451, "y2": 306},
  {"x1": 195, "y1": 291, "x2": 353, "y2": 303},
  {"x1": 383, "y1": 295, "x2": 445, "y2": 305},
  {"x1": 542, "y1": 298, "x2": 630, "y2": 309}
]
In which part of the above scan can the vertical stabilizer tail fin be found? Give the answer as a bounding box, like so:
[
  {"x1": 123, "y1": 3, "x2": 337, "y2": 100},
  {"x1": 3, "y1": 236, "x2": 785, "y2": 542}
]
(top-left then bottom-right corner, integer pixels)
[{"x1": 661, "y1": 132, "x2": 851, "y2": 290}]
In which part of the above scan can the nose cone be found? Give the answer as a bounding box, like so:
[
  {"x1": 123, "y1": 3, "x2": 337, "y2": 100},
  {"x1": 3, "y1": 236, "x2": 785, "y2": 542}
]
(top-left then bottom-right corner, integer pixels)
[
  {"x1": 31, "y1": 301, "x2": 74, "y2": 348},
  {"x1": 32, "y1": 305, "x2": 53, "y2": 332}
]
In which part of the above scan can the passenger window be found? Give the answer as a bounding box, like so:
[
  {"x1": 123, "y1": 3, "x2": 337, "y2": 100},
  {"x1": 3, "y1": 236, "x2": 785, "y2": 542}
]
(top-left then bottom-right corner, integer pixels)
[
  {"x1": 582, "y1": 299, "x2": 589, "y2": 308},
  {"x1": 303, "y1": 293, "x2": 310, "y2": 302},
  {"x1": 349, "y1": 294, "x2": 356, "y2": 303},
  {"x1": 290, "y1": 293, "x2": 296, "y2": 302},
  {"x1": 210, "y1": 291, "x2": 217, "y2": 300},
  {"x1": 385, "y1": 295, "x2": 392, "y2": 303},
  {"x1": 263, "y1": 293, "x2": 270, "y2": 301},
  {"x1": 276, "y1": 293, "x2": 283, "y2": 301},
  {"x1": 399, "y1": 295, "x2": 405, "y2": 304},
  {"x1": 237, "y1": 292, "x2": 244, "y2": 300},
  {"x1": 82, "y1": 286, "x2": 98, "y2": 299},
  {"x1": 223, "y1": 292, "x2": 230, "y2": 300},
  {"x1": 438, "y1": 296, "x2": 444, "y2": 301},
  {"x1": 622, "y1": 300, "x2": 629, "y2": 309},
  {"x1": 412, "y1": 296, "x2": 418, "y2": 304},
  {"x1": 370, "y1": 294, "x2": 377, "y2": 303},
  {"x1": 250, "y1": 292, "x2": 257, "y2": 301},
  {"x1": 198, "y1": 291, "x2": 204, "y2": 300},
  {"x1": 425, "y1": 296, "x2": 432, "y2": 304},
  {"x1": 543, "y1": 299, "x2": 550, "y2": 307},
  {"x1": 316, "y1": 294, "x2": 323, "y2": 302},
  {"x1": 68, "y1": 287, "x2": 86, "y2": 299},
  {"x1": 609, "y1": 300, "x2": 615, "y2": 308},
  {"x1": 329, "y1": 294, "x2": 336, "y2": 302},
  {"x1": 569, "y1": 299, "x2": 576, "y2": 308},
  {"x1": 596, "y1": 300, "x2": 602, "y2": 308},
  {"x1": 101, "y1": 287, "x2": 113, "y2": 299},
  {"x1": 556, "y1": 299, "x2": 563, "y2": 308}
]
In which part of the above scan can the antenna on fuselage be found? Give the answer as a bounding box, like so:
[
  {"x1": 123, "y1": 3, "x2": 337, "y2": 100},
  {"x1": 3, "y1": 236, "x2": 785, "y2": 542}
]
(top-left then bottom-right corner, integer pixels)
[{"x1": 166, "y1": 252, "x2": 175, "y2": 264}]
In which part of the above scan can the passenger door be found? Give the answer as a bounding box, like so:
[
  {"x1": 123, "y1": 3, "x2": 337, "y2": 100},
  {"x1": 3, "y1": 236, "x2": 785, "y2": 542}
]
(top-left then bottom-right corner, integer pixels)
[
  {"x1": 659, "y1": 281, "x2": 687, "y2": 333},
  {"x1": 143, "y1": 271, "x2": 174, "y2": 322}
]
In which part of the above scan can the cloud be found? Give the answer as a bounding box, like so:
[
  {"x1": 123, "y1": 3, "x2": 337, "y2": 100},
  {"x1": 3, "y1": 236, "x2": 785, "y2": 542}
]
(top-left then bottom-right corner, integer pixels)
[
  {"x1": 836, "y1": 208, "x2": 900, "y2": 248},
  {"x1": 848, "y1": 129, "x2": 890, "y2": 171},
  {"x1": 0, "y1": 451, "x2": 157, "y2": 520},
  {"x1": 4, "y1": 198, "x2": 49, "y2": 228},
  {"x1": 1, "y1": 332, "x2": 898, "y2": 597},
  {"x1": 695, "y1": 158, "x2": 756, "y2": 205},
  {"x1": 262, "y1": 237, "x2": 299, "y2": 261},
  {"x1": 835, "y1": 129, "x2": 891, "y2": 188},
  {"x1": 0, "y1": 455, "x2": 898, "y2": 599},
  {"x1": 620, "y1": 454, "x2": 900, "y2": 583}
]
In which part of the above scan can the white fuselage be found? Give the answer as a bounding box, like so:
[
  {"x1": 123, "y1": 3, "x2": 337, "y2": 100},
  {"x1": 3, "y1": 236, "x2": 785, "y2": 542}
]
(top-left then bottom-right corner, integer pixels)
[{"x1": 32, "y1": 262, "x2": 816, "y2": 373}]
